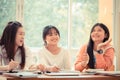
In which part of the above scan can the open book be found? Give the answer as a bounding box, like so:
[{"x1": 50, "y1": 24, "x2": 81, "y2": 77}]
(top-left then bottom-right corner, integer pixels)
[{"x1": 44, "y1": 70, "x2": 80, "y2": 76}]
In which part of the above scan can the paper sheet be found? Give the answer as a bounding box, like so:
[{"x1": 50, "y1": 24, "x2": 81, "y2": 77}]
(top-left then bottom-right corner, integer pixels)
[{"x1": 0, "y1": 76, "x2": 6, "y2": 80}]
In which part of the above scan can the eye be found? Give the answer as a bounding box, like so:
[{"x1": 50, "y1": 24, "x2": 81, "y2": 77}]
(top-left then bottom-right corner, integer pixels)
[
  {"x1": 19, "y1": 32, "x2": 25, "y2": 36},
  {"x1": 92, "y1": 29, "x2": 96, "y2": 32},
  {"x1": 55, "y1": 33, "x2": 58, "y2": 35},
  {"x1": 48, "y1": 34, "x2": 52, "y2": 36}
]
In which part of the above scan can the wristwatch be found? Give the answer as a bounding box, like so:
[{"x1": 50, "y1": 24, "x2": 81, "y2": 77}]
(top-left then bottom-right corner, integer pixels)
[{"x1": 96, "y1": 49, "x2": 103, "y2": 54}]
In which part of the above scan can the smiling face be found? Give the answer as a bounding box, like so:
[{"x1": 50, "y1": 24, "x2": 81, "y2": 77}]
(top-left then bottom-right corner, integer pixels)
[
  {"x1": 91, "y1": 26, "x2": 106, "y2": 43},
  {"x1": 45, "y1": 28, "x2": 60, "y2": 46},
  {"x1": 15, "y1": 27, "x2": 25, "y2": 47}
]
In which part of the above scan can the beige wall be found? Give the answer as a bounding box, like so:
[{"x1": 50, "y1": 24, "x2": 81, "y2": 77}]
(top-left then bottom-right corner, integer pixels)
[
  {"x1": 99, "y1": 0, "x2": 113, "y2": 38},
  {"x1": 99, "y1": 0, "x2": 120, "y2": 70}
]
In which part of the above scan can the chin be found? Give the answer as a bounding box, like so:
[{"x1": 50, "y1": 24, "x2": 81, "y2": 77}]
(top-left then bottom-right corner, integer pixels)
[{"x1": 19, "y1": 44, "x2": 23, "y2": 47}]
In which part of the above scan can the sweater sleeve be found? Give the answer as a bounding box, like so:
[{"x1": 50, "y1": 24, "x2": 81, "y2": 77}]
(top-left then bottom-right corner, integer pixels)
[
  {"x1": 74, "y1": 45, "x2": 88, "y2": 72},
  {"x1": 24, "y1": 47, "x2": 34, "y2": 70},
  {"x1": 95, "y1": 46, "x2": 114, "y2": 70}
]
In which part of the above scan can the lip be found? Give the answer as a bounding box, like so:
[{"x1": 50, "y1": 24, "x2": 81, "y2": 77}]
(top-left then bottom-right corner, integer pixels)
[
  {"x1": 20, "y1": 40, "x2": 24, "y2": 43},
  {"x1": 92, "y1": 34, "x2": 100, "y2": 38},
  {"x1": 52, "y1": 39, "x2": 58, "y2": 41}
]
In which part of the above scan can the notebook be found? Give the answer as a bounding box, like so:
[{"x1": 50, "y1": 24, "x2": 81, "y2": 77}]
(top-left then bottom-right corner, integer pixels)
[{"x1": 45, "y1": 70, "x2": 80, "y2": 76}]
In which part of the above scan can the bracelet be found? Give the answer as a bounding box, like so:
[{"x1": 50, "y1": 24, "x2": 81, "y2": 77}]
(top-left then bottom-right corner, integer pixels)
[{"x1": 96, "y1": 49, "x2": 103, "y2": 54}]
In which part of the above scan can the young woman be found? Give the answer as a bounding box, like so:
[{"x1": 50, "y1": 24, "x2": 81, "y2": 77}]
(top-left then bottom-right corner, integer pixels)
[
  {"x1": 0, "y1": 21, "x2": 33, "y2": 71},
  {"x1": 37, "y1": 25, "x2": 71, "y2": 72},
  {"x1": 75, "y1": 23, "x2": 114, "y2": 72}
]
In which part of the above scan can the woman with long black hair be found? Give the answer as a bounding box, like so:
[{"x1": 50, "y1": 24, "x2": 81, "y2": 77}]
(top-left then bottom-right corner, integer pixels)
[
  {"x1": 0, "y1": 21, "x2": 33, "y2": 71},
  {"x1": 75, "y1": 23, "x2": 114, "y2": 72}
]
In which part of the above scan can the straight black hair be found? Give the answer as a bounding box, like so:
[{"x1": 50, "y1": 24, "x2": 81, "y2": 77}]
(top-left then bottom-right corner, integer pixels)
[
  {"x1": 87, "y1": 23, "x2": 110, "y2": 68},
  {"x1": 0, "y1": 21, "x2": 25, "y2": 69}
]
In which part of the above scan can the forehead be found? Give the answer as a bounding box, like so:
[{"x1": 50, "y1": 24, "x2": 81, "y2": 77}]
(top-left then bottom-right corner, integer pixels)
[
  {"x1": 48, "y1": 28, "x2": 57, "y2": 34},
  {"x1": 17, "y1": 27, "x2": 24, "y2": 33},
  {"x1": 93, "y1": 26, "x2": 104, "y2": 30}
]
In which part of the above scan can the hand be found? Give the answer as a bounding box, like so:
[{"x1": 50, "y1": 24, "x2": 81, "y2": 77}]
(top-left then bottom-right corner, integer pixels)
[
  {"x1": 37, "y1": 64, "x2": 45, "y2": 71},
  {"x1": 29, "y1": 64, "x2": 37, "y2": 70},
  {"x1": 8, "y1": 59, "x2": 19, "y2": 70},
  {"x1": 49, "y1": 66, "x2": 60, "y2": 72},
  {"x1": 97, "y1": 38, "x2": 112, "y2": 50}
]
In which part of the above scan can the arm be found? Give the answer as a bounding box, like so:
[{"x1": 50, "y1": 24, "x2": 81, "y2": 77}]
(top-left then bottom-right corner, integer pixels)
[
  {"x1": 0, "y1": 65, "x2": 9, "y2": 71},
  {"x1": 95, "y1": 46, "x2": 114, "y2": 70},
  {"x1": 64, "y1": 50, "x2": 71, "y2": 70},
  {"x1": 0, "y1": 60, "x2": 19, "y2": 71},
  {"x1": 74, "y1": 45, "x2": 89, "y2": 72},
  {"x1": 0, "y1": 52, "x2": 19, "y2": 71}
]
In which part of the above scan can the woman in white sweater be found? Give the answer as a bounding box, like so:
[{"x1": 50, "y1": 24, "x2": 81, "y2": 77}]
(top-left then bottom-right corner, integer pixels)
[
  {"x1": 0, "y1": 21, "x2": 33, "y2": 71},
  {"x1": 37, "y1": 25, "x2": 71, "y2": 72}
]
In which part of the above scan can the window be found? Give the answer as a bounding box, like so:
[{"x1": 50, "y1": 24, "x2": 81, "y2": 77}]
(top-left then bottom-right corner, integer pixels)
[
  {"x1": 24, "y1": 0, "x2": 68, "y2": 48},
  {"x1": 0, "y1": 0, "x2": 16, "y2": 36},
  {"x1": 0, "y1": 0, "x2": 114, "y2": 68},
  {"x1": 0, "y1": 0, "x2": 113, "y2": 49},
  {"x1": 24, "y1": 0, "x2": 98, "y2": 49},
  {"x1": 71, "y1": 0, "x2": 98, "y2": 48}
]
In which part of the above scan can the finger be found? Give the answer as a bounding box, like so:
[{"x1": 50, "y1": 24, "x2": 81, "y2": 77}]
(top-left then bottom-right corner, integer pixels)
[
  {"x1": 84, "y1": 46, "x2": 87, "y2": 53},
  {"x1": 54, "y1": 67, "x2": 60, "y2": 72},
  {"x1": 83, "y1": 53, "x2": 88, "y2": 56},
  {"x1": 104, "y1": 38, "x2": 112, "y2": 45},
  {"x1": 10, "y1": 59, "x2": 14, "y2": 62}
]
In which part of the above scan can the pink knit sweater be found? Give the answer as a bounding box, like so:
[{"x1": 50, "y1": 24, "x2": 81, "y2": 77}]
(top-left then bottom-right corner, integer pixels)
[{"x1": 75, "y1": 44, "x2": 114, "y2": 72}]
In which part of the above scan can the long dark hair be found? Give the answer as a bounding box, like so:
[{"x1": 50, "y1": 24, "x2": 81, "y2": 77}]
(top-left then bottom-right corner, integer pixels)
[
  {"x1": 42, "y1": 25, "x2": 60, "y2": 45},
  {"x1": 87, "y1": 23, "x2": 110, "y2": 68},
  {"x1": 0, "y1": 21, "x2": 25, "y2": 69}
]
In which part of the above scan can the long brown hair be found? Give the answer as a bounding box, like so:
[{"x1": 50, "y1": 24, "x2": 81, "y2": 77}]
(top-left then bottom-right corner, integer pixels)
[{"x1": 0, "y1": 21, "x2": 25, "y2": 69}]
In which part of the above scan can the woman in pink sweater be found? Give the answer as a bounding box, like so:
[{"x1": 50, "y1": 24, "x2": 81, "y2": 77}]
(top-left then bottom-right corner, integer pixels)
[{"x1": 75, "y1": 23, "x2": 114, "y2": 72}]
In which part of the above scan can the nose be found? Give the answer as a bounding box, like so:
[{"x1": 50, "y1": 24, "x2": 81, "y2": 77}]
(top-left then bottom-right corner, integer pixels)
[
  {"x1": 22, "y1": 35, "x2": 25, "y2": 39},
  {"x1": 93, "y1": 31, "x2": 98, "y2": 34}
]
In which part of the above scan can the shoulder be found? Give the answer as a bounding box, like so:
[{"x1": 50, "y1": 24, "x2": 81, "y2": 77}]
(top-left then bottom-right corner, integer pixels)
[
  {"x1": 24, "y1": 46, "x2": 32, "y2": 56},
  {"x1": 60, "y1": 47, "x2": 69, "y2": 53},
  {"x1": 0, "y1": 45, "x2": 5, "y2": 55},
  {"x1": 24, "y1": 46, "x2": 31, "y2": 52},
  {"x1": 0, "y1": 45, "x2": 2, "y2": 55},
  {"x1": 38, "y1": 47, "x2": 46, "y2": 53},
  {"x1": 79, "y1": 44, "x2": 88, "y2": 51},
  {"x1": 61, "y1": 48, "x2": 68, "y2": 52},
  {"x1": 59, "y1": 48, "x2": 70, "y2": 58}
]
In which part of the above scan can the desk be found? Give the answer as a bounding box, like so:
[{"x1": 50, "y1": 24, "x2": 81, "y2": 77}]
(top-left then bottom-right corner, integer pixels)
[{"x1": 1, "y1": 75, "x2": 120, "y2": 80}]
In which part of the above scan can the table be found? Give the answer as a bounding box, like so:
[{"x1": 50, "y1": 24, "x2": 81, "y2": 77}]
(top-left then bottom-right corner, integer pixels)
[{"x1": 1, "y1": 74, "x2": 120, "y2": 80}]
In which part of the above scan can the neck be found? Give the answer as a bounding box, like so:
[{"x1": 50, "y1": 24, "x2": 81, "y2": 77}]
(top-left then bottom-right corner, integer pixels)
[
  {"x1": 93, "y1": 41, "x2": 101, "y2": 51},
  {"x1": 46, "y1": 45, "x2": 60, "y2": 54},
  {"x1": 15, "y1": 45, "x2": 18, "y2": 53}
]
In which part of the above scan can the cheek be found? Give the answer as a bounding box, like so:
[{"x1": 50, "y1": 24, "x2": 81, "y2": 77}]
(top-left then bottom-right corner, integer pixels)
[
  {"x1": 15, "y1": 38, "x2": 19, "y2": 44},
  {"x1": 15, "y1": 36, "x2": 20, "y2": 42},
  {"x1": 100, "y1": 33, "x2": 105, "y2": 38},
  {"x1": 90, "y1": 33, "x2": 94, "y2": 38}
]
